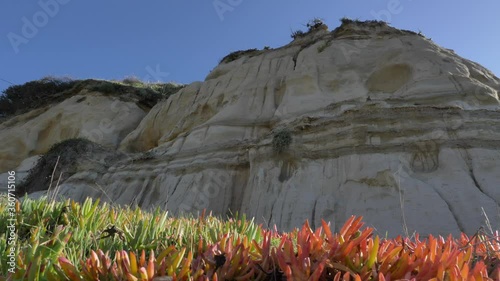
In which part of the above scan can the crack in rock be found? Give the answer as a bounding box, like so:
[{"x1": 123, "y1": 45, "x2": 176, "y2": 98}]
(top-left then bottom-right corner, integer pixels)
[{"x1": 462, "y1": 149, "x2": 499, "y2": 206}]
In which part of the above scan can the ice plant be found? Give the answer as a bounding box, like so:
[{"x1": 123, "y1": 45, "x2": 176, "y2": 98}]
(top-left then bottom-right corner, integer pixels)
[{"x1": 1, "y1": 197, "x2": 499, "y2": 280}]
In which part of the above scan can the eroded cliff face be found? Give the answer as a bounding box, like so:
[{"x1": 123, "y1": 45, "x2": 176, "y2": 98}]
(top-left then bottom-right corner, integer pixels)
[
  {"x1": 0, "y1": 93, "x2": 146, "y2": 173},
  {"x1": 3, "y1": 21, "x2": 500, "y2": 236}
]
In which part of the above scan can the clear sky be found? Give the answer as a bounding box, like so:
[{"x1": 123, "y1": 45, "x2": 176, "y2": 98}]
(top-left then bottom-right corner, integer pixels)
[{"x1": 1, "y1": 0, "x2": 499, "y2": 93}]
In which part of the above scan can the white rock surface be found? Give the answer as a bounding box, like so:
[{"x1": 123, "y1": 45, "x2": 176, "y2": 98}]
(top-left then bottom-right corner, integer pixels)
[
  {"x1": 0, "y1": 155, "x2": 40, "y2": 193},
  {"x1": 3, "y1": 22, "x2": 500, "y2": 236}
]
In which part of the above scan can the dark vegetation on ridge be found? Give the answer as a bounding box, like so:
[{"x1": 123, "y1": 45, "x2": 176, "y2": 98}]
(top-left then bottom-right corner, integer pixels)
[
  {"x1": 219, "y1": 18, "x2": 329, "y2": 64},
  {"x1": 219, "y1": 48, "x2": 261, "y2": 64},
  {"x1": 333, "y1": 17, "x2": 420, "y2": 38},
  {"x1": 0, "y1": 76, "x2": 184, "y2": 121},
  {"x1": 218, "y1": 18, "x2": 422, "y2": 65},
  {"x1": 290, "y1": 17, "x2": 329, "y2": 40},
  {"x1": 0, "y1": 77, "x2": 77, "y2": 117}
]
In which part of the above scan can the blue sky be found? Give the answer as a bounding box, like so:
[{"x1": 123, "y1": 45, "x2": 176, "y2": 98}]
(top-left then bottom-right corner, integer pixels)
[{"x1": 1, "y1": 0, "x2": 499, "y2": 93}]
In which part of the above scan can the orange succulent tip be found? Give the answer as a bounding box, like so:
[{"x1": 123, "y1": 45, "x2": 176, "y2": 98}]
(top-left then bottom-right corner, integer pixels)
[
  {"x1": 147, "y1": 259, "x2": 155, "y2": 277},
  {"x1": 90, "y1": 250, "x2": 100, "y2": 265},
  {"x1": 140, "y1": 250, "x2": 146, "y2": 266}
]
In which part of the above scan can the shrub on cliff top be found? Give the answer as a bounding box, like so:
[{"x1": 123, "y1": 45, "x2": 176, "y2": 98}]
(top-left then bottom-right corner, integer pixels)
[
  {"x1": 291, "y1": 18, "x2": 328, "y2": 40},
  {"x1": 219, "y1": 48, "x2": 260, "y2": 64},
  {"x1": 0, "y1": 76, "x2": 77, "y2": 116},
  {"x1": 85, "y1": 79, "x2": 183, "y2": 102},
  {"x1": 307, "y1": 18, "x2": 328, "y2": 31},
  {"x1": 0, "y1": 78, "x2": 184, "y2": 121},
  {"x1": 121, "y1": 76, "x2": 144, "y2": 86},
  {"x1": 290, "y1": 29, "x2": 307, "y2": 40},
  {"x1": 339, "y1": 17, "x2": 387, "y2": 26}
]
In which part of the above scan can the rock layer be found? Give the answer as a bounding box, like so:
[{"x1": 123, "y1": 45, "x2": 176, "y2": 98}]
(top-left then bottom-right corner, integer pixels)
[{"x1": 2, "y1": 21, "x2": 500, "y2": 237}]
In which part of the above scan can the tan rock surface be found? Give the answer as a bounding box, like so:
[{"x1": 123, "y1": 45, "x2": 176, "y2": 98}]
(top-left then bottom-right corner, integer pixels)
[{"x1": 0, "y1": 93, "x2": 146, "y2": 173}]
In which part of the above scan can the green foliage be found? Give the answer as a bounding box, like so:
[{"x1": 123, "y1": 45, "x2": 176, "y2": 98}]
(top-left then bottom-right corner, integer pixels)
[
  {"x1": 0, "y1": 77, "x2": 77, "y2": 117},
  {"x1": 1, "y1": 197, "x2": 499, "y2": 280},
  {"x1": 339, "y1": 17, "x2": 386, "y2": 26},
  {"x1": 272, "y1": 129, "x2": 292, "y2": 153},
  {"x1": 340, "y1": 16, "x2": 356, "y2": 25},
  {"x1": 0, "y1": 197, "x2": 263, "y2": 279},
  {"x1": 219, "y1": 48, "x2": 260, "y2": 64},
  {"x1": 88, "y1": 79, "x2": 184, "y2": 107},
  {"x1": 90, "y1": 81, "x2": 120, "y2": 94},
  {"x1": 143, "y1": 82, "x2": 184, "y2": 105},
  {"x1": 121, "y1": 76, "x2": 144, "y2": 86}
]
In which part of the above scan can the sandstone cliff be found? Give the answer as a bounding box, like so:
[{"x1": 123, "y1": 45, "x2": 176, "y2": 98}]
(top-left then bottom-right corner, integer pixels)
[{"x1": 2, "y1": 20, "x2": 499, "y2": 237}]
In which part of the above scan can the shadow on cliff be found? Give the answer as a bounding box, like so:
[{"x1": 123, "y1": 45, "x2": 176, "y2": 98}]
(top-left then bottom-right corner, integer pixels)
[{"x1": 16, "y1": 138, "x2": 127, "y2": 197}]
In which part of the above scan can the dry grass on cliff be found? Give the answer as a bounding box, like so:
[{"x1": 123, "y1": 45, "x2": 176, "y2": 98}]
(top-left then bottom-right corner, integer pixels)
[{"x1": 0, "y1": 77, "x2": 184, "y2": 121}]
